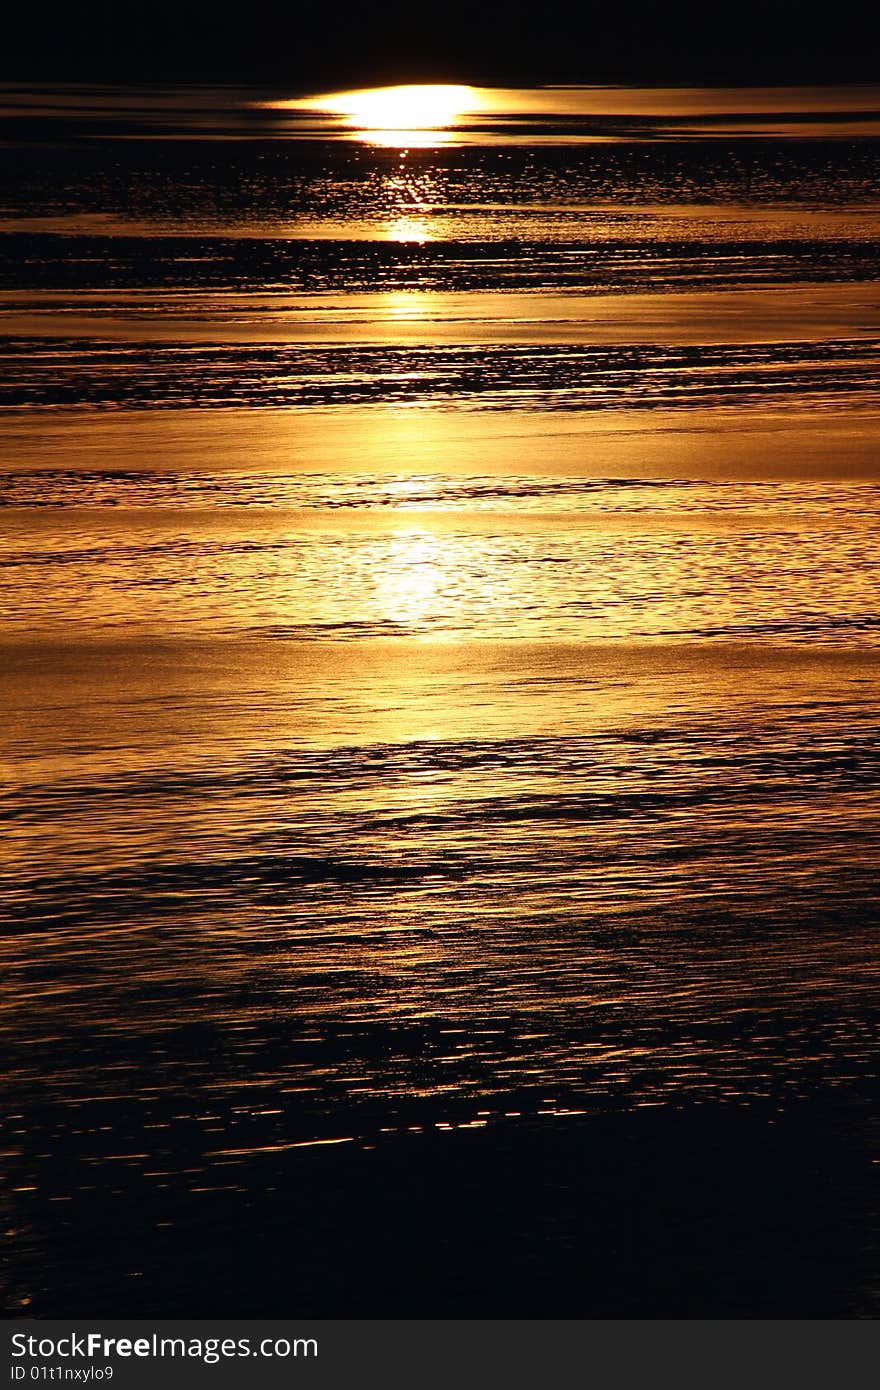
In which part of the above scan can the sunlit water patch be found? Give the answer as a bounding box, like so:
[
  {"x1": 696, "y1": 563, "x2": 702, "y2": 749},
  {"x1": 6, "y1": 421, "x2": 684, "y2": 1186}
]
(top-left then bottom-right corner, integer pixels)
[
  {"x1": 2, "y1": 80, "x2": 878, "y2": 1319},
  {"x1": 1, "y1": 500, "x2": 879, "y2": 645}
]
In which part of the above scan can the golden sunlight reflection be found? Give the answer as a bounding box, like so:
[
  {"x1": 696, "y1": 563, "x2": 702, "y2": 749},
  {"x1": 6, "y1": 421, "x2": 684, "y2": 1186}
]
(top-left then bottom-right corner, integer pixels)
[
  {"x1": 270, "y1": 84, "x2": 484, "y2": 147},
  {"x1": 380, "y1": 291, "x2": 430, "y2": 317},
  {"x1": 385, "y1": 215, "x2": 433, "y2": 243},
  {"x1": 364, "y1": 128, "x2": 455, "y2": 150},
  {"x1": 375, "y1": 528, "x2": 446, "y2": 627},
  {"x1": 257, "y1": 84, "x2": 880, "y2": 147}
]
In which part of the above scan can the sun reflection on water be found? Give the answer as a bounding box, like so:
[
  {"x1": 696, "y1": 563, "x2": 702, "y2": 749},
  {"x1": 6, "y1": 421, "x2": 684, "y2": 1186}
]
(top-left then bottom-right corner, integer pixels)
[
  {"x1": 266, "y1": 83, "x2": 484, "y2": 148},
  {"x1": 385, "y1": 215, "x2": 433, "y2": 243},
  {"x1": 375, "y1": 528, "x2": 446, "y2": 628}
]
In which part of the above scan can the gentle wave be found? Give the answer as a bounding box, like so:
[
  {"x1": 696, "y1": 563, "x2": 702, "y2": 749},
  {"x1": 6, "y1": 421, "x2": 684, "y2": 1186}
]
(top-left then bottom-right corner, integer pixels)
[{"x1": 3, "y1": 335, "x2": 879, "y2": 411}]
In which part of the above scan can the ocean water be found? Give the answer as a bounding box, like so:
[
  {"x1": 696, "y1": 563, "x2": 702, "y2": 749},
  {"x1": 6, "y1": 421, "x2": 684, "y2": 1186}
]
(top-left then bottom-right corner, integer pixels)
[{"x1": 1, "y1": 83, "x2": 878, "y2": 1317}]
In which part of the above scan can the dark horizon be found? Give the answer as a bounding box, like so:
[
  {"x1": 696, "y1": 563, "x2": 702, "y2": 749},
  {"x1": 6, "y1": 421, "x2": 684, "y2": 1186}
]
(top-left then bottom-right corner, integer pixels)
[{"x1": 3, "y1": 2, "x2": 877, "y2": 89}]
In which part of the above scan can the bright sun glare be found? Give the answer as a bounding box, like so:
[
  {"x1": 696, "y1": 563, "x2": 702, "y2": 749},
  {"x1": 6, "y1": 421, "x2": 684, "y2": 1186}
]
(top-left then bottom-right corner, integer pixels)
[
  {"x1": 268, "y1": 84, "x2": 482, "y2": 147},
  {"x1": 322, "y1": 84, "x2": 477, "y2": 130}
]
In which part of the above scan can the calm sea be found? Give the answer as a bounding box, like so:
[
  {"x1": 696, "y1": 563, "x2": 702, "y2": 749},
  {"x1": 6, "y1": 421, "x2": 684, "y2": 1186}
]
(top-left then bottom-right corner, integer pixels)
[{"x1": 1, "y1": 83, "x2": 878, "y2": 1316}]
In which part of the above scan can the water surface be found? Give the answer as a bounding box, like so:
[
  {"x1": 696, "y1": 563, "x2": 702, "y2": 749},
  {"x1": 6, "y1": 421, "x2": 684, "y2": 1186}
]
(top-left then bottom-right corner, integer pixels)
[{"x1": 1, "y1": 82, "x2": 878, "y2": 1317}]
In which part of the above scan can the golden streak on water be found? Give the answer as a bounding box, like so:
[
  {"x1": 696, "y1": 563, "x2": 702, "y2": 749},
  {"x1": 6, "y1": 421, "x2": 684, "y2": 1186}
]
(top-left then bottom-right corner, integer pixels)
[
  {"x1": 269, "y1": 83, "x2": 484, "y2": 148},
  {"x1": 256, "y1": 83, "x2": 880, "y2": 149},
  {"x1": 361, "y1": 128, "x2": 455, "y2": 150},
  {"x1": 384, "y1": 216, "x2": 434, "y2": 242}
]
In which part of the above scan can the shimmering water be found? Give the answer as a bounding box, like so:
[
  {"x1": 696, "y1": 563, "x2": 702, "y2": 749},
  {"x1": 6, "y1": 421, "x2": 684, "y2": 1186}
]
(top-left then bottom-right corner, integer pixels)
[{"x1": 1, "y1": 83, "x2": 878, "y2": 1317}]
